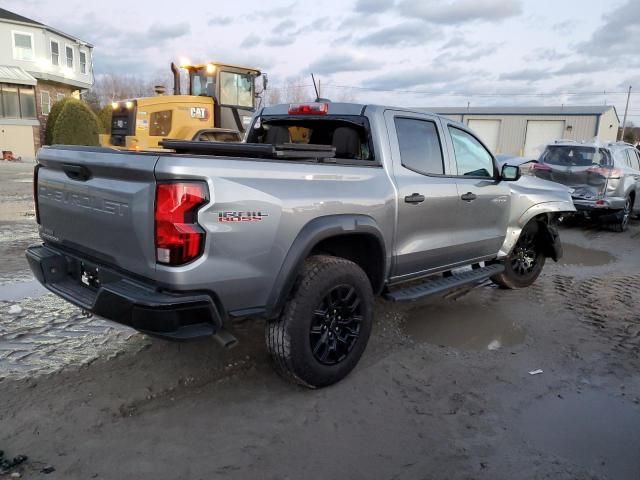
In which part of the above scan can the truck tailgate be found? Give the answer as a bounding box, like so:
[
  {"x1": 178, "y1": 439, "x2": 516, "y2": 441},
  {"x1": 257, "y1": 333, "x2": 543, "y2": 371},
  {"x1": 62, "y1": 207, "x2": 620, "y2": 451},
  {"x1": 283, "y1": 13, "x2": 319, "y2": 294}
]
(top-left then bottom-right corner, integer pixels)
[{"x1": 36, "y1": 147, "x2": 159, "y2": 278}]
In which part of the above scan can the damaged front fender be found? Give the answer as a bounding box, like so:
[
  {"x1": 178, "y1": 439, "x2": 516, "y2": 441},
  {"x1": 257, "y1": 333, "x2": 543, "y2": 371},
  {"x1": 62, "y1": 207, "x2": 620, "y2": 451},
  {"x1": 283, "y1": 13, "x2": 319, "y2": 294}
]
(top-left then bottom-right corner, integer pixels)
[{"x1": 497, "y1": 200, "x2": 574, "y2": 259}]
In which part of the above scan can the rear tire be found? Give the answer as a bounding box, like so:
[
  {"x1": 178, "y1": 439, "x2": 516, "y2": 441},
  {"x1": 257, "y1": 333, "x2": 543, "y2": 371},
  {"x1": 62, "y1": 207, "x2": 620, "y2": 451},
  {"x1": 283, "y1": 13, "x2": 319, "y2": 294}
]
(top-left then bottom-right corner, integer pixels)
[
  {"x1": 266, "y1": 255, "x2": 374, "y2": 388},
  {"x1": 491, "y1": 221, "x2": 546, "y2": 289},
  {"x1": 610, "y1": 196, "x2": 632, "y2": 232}
]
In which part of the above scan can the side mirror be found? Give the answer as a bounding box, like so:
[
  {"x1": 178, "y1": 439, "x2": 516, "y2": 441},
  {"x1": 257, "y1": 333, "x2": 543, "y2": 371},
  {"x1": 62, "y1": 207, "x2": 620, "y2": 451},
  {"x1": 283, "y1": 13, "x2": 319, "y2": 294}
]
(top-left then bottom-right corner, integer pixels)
[{"x1": 501, "y1": 164, "x2": 521, "y2": 181}]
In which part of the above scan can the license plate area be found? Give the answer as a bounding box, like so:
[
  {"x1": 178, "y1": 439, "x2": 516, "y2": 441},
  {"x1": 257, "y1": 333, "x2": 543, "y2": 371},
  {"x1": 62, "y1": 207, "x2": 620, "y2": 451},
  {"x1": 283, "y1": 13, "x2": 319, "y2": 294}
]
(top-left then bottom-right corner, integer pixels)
[{"x1": 79, "y1": 261, "x2": 101, "y2": 290}]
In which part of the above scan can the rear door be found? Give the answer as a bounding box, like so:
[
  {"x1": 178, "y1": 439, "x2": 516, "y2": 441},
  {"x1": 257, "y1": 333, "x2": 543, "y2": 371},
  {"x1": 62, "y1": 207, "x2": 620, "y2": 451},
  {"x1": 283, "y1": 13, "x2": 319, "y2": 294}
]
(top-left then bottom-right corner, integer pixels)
[
  {"x1": 442, "y1": 123, "x2": 510, "y2": 259},
  {"x1": 36, "y1": 147, "x2": 159, "y2": 277},
  {"x1": 385, "y1": 110, "x2": 464, "y2": 278}
]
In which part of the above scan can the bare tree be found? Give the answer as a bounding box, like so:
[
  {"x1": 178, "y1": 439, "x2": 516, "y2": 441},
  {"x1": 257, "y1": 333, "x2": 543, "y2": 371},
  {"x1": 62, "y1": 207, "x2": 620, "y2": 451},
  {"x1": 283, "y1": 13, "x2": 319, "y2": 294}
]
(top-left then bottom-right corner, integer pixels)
[{"x1": 88, "y1": 73, "x2": 171, "y2": 107}]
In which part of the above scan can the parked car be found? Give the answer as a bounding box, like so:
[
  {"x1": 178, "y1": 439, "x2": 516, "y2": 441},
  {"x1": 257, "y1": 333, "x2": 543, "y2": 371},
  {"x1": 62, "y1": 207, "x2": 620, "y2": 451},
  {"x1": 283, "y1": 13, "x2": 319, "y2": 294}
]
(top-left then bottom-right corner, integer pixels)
[
  {"x1": 532, "y1": 141, "x2": 640, "y2": 231},
  {"x1": 26, "y1": 103, "x2": 575, "y2": 387}
]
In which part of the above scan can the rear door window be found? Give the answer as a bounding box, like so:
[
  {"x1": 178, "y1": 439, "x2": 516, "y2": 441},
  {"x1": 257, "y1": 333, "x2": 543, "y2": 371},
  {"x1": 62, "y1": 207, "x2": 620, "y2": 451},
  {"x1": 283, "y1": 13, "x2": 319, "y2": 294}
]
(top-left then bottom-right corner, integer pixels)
[
  {"x1": 395, "y1": 117, "x2": 444, "y2": 175},
  {"x1": 448, "y1": 127, "x2": 494, "y2": 177}
]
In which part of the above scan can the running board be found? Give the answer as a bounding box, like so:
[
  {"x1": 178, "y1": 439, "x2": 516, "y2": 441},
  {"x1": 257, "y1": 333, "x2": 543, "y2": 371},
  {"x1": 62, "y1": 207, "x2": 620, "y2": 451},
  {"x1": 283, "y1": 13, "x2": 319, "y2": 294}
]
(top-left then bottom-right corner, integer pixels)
[{"x1": 384, "y1": 264, "x2": 504, "y2": 302}]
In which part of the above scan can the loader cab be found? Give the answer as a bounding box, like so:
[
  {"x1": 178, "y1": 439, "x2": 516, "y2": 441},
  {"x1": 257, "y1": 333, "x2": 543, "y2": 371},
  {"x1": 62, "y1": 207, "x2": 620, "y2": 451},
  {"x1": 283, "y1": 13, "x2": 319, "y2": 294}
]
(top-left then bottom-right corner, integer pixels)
[{"x1": 184, "y1": 62, "x2": 261, "y2": 133}]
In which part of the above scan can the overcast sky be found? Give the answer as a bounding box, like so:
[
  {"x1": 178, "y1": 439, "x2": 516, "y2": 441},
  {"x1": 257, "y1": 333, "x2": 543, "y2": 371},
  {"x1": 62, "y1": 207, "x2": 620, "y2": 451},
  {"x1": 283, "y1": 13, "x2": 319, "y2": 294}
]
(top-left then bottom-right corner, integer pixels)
[{"x1": 7, "y1": 0, "x2": 640, "y2": 122}]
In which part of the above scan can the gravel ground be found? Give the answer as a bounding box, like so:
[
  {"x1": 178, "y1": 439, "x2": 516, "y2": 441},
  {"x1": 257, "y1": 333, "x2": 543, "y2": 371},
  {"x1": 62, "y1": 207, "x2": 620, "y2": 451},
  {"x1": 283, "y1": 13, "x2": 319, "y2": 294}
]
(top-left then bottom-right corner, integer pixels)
[{"x1": 0, "y1": 161, "x2": 639, "y2": 479}]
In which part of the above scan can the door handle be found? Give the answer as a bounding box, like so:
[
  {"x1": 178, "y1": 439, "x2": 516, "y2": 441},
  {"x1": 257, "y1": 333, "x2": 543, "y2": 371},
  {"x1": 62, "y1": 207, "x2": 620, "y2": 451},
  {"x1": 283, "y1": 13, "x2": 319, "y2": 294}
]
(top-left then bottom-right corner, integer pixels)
[
  {"x1": 460, "y1": 192, "x2": 477, "y2": 202},
  {"x1": 404, "y1": 193, "x2": 425, "y2": 204},
  {"x1": 62, "y1": 164, "x2": 91, "y2": 181}
]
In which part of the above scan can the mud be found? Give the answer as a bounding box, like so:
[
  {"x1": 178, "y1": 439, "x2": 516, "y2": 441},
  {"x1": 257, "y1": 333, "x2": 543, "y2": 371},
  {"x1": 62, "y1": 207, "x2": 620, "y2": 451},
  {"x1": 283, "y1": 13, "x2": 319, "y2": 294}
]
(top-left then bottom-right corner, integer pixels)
[
  {"x1": 403, "y1": 301, "x2": 526, "y2": 351},
  {"x1": 519, "y1": 390, "x2": 640, "y2": 479},
  {"x1": 1, "y1": 165, "x2": 640, "y2": 479},
  {"x1": 559, "y1": 242, "x2": 615, "y2": 267}
]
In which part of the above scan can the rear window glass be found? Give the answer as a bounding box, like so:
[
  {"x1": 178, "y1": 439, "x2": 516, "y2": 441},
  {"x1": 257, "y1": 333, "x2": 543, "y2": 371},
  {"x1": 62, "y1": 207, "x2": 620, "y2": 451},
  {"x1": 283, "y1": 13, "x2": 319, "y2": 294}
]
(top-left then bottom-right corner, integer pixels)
[
  {"x1": 247, "y1": 118, "x2": 373, "y2": 161},
  {"x1": 541, "y1": 146, "x2": 610, "y2": 167},
  {"x1": 395, "y1": 117, "x2": 444, "y2": 175}
]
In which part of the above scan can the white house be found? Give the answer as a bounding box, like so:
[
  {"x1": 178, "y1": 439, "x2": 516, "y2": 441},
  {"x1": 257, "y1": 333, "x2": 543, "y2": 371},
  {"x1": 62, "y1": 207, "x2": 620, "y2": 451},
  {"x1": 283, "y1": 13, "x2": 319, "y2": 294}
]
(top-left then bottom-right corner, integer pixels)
[{"x1": 0, "y1": 8, "x2": 94, "y2": 159}]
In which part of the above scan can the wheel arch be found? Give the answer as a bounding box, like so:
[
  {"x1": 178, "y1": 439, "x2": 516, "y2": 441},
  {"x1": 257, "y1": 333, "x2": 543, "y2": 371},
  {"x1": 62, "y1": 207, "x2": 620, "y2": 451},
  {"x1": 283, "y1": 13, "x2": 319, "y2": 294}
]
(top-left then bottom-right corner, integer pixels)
[{"x1": 265, "y1": 215, "x2": 387, "y2": 318}]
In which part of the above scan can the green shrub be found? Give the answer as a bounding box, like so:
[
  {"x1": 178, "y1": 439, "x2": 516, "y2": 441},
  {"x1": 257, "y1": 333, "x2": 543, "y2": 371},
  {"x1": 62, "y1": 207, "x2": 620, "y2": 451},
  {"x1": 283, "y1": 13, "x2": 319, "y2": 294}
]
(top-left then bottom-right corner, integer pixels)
[
  {"x1": 52, "y1": 99, "x2": 100, "y2": 146},
  {"x1": 44, "y1": 96, "x2": 73, "y2": 145},
  {"x1": 97, "y1": 105, "x2": 113, "y2": 134}
]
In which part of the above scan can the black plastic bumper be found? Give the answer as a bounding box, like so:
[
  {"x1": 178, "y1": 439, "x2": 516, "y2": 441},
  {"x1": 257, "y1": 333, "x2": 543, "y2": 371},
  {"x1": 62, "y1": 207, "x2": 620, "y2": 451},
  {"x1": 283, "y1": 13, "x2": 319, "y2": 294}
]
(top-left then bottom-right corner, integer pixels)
[{"x1": 25, "y1": 244, "x2": 223, "y2": 340}]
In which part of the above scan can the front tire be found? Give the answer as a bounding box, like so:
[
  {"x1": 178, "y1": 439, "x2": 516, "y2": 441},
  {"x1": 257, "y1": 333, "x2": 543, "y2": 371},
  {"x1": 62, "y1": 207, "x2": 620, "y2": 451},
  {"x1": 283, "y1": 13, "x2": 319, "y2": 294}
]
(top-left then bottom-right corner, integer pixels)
[
  {"x1": 491, "y1": 221, "x2": 546, "y2": 289},
  {"x1": 266, "y1": 255, "x2": 374, "y2": 388}
]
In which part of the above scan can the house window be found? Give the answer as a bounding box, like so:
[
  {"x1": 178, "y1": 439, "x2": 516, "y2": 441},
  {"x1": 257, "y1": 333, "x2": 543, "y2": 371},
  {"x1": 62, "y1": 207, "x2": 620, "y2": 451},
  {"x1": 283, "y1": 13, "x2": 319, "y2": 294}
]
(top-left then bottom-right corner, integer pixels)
[
  {"x1": 51, "y1": 40, "x2": 60, "y2": 66},
  {"x1": 66, "y1": 45, "x2": 74, "y2": 68},
  {"x1": 1, "y1": 86, "x2": 20, "y2": 117},
  {"x1": 57, "y1": 93, "x2": 66, "y2": 102},
  {"x1": 13, "y1": 32, "x2": 34, "y2": 61},
  {"x1": 19, "y1": 87, "x2": 36, "y2": 118},
  {"x1": 41, "y1": 91, "x2": 51, "y2": 115},
  {"x1": 80, "y1": 51, "x2": 87, "y2": 74}
]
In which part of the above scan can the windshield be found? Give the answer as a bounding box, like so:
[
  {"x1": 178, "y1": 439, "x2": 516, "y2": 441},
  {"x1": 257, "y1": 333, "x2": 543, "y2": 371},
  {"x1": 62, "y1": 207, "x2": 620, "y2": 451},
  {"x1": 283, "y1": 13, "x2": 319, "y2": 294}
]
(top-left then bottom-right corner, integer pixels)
[
  {"x1": 541, "y1": 145, "x2": 611, "y2": 167},
  {"x1": 220, "y1": 71, "x2": 254, "y2": 108},
  {"x1": 189, "y1": 69, "x2": 216, "y2": 96}
]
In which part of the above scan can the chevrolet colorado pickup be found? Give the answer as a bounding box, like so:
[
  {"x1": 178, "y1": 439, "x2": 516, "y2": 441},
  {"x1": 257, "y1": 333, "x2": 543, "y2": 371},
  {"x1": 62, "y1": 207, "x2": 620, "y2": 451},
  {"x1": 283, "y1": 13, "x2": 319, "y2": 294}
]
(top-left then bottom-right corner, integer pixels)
[{"x1": 26, "y1": 102, "x2": 575, "y2": 387}]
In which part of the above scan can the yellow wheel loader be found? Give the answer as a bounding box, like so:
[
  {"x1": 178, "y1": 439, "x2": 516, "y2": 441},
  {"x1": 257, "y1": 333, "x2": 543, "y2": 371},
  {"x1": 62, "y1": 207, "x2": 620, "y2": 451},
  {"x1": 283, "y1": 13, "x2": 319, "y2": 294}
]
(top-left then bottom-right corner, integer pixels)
[{"x1": 101, "y1": 62, "x2": 264, "y2": 150}]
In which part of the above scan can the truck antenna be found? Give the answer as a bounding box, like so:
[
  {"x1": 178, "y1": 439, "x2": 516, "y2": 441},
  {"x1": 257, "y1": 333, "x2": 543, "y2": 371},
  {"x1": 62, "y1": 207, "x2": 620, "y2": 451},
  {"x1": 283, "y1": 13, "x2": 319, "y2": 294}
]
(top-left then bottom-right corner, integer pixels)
[{"x1": 311, "y1": 73, "x2": 320, "y2": 101}]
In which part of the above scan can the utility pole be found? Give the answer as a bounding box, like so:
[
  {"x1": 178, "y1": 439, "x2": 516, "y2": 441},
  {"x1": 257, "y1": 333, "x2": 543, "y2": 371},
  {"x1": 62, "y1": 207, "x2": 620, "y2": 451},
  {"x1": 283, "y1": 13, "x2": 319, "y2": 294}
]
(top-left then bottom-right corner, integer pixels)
[{"x1": 620, "y1": 85, "x2": 632, "y2": 141}]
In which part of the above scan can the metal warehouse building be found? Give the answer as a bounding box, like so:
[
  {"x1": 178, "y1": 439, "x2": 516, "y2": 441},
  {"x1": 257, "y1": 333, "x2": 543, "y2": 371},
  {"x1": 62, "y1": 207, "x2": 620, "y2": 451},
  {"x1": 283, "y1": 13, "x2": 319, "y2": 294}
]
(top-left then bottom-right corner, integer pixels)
[{"x1": 422, "y1": 106, "x2": 620, "y2": 158}]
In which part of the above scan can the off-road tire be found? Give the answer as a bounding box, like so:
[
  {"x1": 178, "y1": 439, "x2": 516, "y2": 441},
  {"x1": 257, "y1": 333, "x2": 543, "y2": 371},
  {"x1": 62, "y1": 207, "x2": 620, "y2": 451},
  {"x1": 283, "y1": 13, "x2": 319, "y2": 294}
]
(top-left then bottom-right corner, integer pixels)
[
  {"x1": 610, "y1": 196, "x2": 632, "y2": 233},
  {"x1": 266, "y1": 255, "x2": 374, "y2": 388},
  {"x1": 491, "y1": 221, "x2": 546, "y2": 289}
]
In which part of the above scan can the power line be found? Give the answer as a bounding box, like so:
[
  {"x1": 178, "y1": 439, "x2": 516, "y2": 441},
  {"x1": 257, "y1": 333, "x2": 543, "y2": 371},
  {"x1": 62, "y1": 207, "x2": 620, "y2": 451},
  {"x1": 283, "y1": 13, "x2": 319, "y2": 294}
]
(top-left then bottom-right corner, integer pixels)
[{"x1": 324, "y1": 83, "x2": 631, "y2": 98}]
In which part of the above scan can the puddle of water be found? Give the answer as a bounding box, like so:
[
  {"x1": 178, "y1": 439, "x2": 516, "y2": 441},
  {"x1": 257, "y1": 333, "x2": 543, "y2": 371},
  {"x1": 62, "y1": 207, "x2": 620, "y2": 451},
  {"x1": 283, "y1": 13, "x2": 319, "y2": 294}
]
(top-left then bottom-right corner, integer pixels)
[
  {"x1": 559, "y1": 243, "x2": 614, "y2": 267},
  {"x1": 518, "y1": 391, "x2": 640, "y2": 479},
  {"x1": 0, "y1": 279, "x2": 48, "y2": 302},
  {"x1": 403, "y1": 304, "x2": 526, "y2": 351}
]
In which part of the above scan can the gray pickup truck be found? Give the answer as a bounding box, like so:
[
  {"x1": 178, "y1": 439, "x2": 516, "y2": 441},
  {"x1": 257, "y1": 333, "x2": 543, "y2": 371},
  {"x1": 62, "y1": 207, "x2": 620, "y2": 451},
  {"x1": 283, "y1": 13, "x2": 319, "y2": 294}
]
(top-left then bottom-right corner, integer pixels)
[{"x1": 26, "y1": 102, "x2": 575, "y2": 387}]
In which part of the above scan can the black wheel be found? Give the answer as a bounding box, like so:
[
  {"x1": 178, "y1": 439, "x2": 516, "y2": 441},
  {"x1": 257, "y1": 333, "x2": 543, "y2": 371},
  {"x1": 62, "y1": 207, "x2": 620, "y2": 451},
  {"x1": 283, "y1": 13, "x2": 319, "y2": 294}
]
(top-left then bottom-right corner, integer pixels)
[
  {"x1": 611, "y1": 197, "x2": 632, "y2": 232},
  {"x1": 266, "y1": 255, "x2": 373, "y2": 388},
  {"x1": 491, "y1": 221, "x2": 546, "y2": 289}
]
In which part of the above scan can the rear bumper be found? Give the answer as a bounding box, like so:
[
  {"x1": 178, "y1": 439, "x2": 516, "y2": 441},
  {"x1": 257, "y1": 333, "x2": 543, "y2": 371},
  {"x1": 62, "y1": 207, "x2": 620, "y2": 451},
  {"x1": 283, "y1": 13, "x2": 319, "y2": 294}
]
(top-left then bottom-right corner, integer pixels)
[
  {"x1": 26, "y1": 244, "x2": 223, "y2": 340},
  {"x1": 572, "y1": 196, "x2": 626, "y2": 212}
]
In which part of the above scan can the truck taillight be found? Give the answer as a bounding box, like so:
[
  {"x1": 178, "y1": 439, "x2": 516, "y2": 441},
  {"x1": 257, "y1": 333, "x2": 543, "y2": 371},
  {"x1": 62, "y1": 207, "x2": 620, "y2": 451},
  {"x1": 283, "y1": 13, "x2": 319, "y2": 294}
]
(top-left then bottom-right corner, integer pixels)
[
  {"x1": 33, "y1": 164, "x2": 40, "y2": 224},
  {"x1": 288, "y1": 103, "x2": 329, "y2": 115},
  {"x1": 155, "y1": 182, "x2": 208, "y2": 266}
]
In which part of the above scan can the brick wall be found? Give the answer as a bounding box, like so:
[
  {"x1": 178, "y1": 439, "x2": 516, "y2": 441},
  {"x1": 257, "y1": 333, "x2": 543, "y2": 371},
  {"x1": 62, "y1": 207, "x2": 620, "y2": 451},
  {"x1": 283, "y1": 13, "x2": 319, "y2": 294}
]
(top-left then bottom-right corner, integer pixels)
[{"x1": 34, "y1": 81, "x2": 76, "y2": 146}]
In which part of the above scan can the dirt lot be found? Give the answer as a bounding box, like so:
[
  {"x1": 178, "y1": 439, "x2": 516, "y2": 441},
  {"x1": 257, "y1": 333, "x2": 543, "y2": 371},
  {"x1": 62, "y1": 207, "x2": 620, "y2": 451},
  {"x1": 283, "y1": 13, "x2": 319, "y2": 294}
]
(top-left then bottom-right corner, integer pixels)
[{"x1": 1, "y1": 160, "x2": 639, "y2": 479}]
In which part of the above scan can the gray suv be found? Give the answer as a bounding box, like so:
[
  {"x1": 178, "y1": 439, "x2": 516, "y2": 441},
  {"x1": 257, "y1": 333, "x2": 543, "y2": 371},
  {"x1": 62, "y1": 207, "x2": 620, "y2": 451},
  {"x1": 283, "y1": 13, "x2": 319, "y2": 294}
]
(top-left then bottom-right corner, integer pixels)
[{"x1": 532, "y1": 141, "x2": 640, "y2": 231}]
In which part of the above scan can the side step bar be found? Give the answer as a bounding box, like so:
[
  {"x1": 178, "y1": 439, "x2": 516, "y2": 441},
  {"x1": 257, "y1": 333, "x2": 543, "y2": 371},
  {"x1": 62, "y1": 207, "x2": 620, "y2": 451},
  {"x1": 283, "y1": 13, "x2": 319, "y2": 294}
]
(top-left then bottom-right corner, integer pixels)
[{"x1": 384, "y1": 264, "x2": 504, "y2": 302}]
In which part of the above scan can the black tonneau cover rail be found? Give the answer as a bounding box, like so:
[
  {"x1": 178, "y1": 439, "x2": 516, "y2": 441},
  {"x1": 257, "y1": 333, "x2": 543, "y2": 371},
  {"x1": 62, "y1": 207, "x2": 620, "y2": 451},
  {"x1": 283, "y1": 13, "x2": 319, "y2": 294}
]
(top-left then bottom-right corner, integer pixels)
[{"x1": 159, "y1": 140, "x2": 336, "y2": 160}]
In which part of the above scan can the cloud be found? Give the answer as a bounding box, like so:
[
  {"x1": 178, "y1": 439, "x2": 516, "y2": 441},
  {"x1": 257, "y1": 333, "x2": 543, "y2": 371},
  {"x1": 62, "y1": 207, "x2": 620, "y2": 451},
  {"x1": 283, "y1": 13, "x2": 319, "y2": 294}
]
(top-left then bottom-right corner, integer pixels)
[
  {"x1": 354, "y1": 0, "x2": 395, "y2": 14},
  {"x1": 355, "y1": 22, "x2": 437, "y2": 47},
  {"x1": 264, "y1": 35, "x2": 296, "y2": 47},
  {"x1": 498, "y1": 69, "x2": 548, "y2": 82},
  {"x1": 146, "y1": 22, "x2": 190, "y2": 41},
  {"x1": 307, "y1": 53, "x2": 381, "y2": 75},
  {"x1": 240, "y1": 33, "x2": 261, "y2": 48},
  {"x1": 207, "y1": 17, "x2": 234, "y2": 26},
  {"x1": 578, "y1": 0, "x2": 640, "y2": 59},
  {"x1": 272, "y1": 19, "x2": 296, "y2": 33},
  {"x1": 363, "y1": 67, "x2": 468, "y2": 90},
  {"x1": 398, "y1": 0, "x2": 522, "y2": 24},
  {"x1": 524, "y1": 48, "x2": 570, "y2": 62},
  {"x1": 552, "y1": 61, "x2": 607, "y2": 76}
]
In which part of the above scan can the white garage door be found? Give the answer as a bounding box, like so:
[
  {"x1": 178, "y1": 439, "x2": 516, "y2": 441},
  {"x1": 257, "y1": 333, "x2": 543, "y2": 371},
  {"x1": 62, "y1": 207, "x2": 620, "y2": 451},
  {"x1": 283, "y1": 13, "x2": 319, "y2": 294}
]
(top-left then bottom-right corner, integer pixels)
[
  {"x1": 467, "y1": 119, "x2": 501, "y2": 153},
  {"x1": 524, "y1": 120, "x2": 565, "y2": 158}
]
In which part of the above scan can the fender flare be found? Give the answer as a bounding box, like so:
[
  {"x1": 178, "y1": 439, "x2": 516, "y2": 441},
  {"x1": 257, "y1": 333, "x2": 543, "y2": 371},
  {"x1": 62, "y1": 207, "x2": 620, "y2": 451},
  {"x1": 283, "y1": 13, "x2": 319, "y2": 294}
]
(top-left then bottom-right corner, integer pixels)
[
  {"x1": 498, "y1": 201, "x2": 573, "y2": 259},
  {"x1": 265, "y1": 214, "x2": 387, "y2": 318}
]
